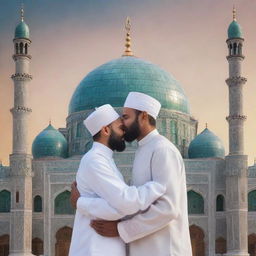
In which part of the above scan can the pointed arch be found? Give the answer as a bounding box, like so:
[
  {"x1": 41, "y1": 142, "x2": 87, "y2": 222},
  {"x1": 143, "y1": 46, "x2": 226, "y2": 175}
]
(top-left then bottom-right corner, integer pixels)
[
  {"x1": 55, "y1": 226, "x2": 72, "y2": 256},
  {"x1": 216, "y1": 194, "x2": 225, "y2": 212},
  {"x1": 187, "y1": 190, "x2": 204, "y2": 214},
  {"x1": 25, "y1": 43, "x2": 28, "y2": 54},
  {"x1": 248, "y1": 190, "x2": 256, "y2": 211},
  {"x1": 54, "y1": 190, "x2": 74, "y2": 215},
  {"x1": 33, "y1": 195, "x2": 42, "y2": 212},
  {"x1": 189, "y1": 225, "x2": 205, "y2": 256},
  {"x1": 0, "y1": 190, "x2": 11, "y2": 212},
  {"x1": 215, "y1": 237, "x2": 226, "y2": 254},
  {"x1": 32, "y1": 237, "x2": 43, "y2": 256},
  {"x1": 20, "y1": 42, "x2": 24, "y2": 54}
]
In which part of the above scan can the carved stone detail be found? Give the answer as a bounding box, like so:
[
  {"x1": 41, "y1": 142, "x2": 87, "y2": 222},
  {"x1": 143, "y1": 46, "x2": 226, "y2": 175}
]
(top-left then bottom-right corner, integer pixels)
[
  {"x1": 225, "y1": 76, "x2": 247, "y2": 87},
  {"x1": 11, "y1": 73, "x2": 32, "y2": 81}
]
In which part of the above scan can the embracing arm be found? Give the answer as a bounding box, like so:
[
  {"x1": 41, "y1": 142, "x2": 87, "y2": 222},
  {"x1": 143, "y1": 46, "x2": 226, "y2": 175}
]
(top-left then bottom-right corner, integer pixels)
[
  {"x1": 117, "y1": 147, "x2": 183, "y2": 243},
  {"x1": 77, "y1": 156, "x2": 166, "y2": 219}
]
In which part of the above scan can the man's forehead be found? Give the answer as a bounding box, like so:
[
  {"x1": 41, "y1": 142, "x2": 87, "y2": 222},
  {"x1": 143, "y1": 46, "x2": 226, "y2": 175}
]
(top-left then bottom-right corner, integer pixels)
[{"x1": 122, "y1": 107, "x2": 135, "y2": 115}]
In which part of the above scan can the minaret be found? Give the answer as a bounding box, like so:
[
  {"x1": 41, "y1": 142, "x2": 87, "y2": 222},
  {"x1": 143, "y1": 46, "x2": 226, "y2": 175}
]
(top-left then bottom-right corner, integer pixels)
[
  {"x1": 9, "y1": 6, "x2": 34, "y2": 256},
  {"x1": 225, "y1": 7, "x2": 249, "y2": 256}
]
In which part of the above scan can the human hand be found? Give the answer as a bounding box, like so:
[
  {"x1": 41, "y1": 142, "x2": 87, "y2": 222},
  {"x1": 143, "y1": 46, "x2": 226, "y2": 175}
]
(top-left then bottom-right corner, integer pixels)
[
  {"x1": 90, "y1": 220, "x2": 120, "y2": 237},
  {"x1": 70, "y1": 181, "x2": 80, "y2": 209}
]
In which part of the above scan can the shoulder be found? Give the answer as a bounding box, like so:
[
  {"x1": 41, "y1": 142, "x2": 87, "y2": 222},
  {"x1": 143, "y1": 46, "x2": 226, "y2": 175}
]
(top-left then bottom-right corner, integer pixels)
[{"x1": 152, "y1": 135, "x2": 182, "y2": 159}]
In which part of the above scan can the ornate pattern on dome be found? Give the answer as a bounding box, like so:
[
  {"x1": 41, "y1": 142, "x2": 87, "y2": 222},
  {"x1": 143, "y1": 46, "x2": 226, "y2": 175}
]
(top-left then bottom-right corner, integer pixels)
[
  {"x1": 68, "y1": 56, "x2": 190, "y2": 115},
  {"x1": 32, "y1": 124, "x2": 68, "y2": 159},
  {"x1": 188, "y1": 128, "x2": 225, "y2": 159}
]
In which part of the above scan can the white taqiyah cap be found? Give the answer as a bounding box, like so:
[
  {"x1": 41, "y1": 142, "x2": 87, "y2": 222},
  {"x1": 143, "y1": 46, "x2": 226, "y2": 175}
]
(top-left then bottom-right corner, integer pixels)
[
  {"x1": 83, "y1": 104, "x2": 119, "y2": 136},
  {"x1": 124, "y1": 92, "x2": 161, "y2": 119}
]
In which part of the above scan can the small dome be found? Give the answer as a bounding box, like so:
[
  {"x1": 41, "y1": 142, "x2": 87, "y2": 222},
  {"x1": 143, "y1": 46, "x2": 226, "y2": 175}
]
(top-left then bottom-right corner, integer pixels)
[
  {"x1": 15, "y1": 21, "x2": 30, "y2": 39},
  {"x1": 188, "y1": 128, "x2": 225, "y2": 159},
  {"x1": 228, "y1": 20, "x2": 242, "y2": 39},
  {"x1": 68, "y1": 56, "x2": 190, "y2": 115},
  {"x1": 32, "y1": 124, "x2": 68, "y2": 159}
]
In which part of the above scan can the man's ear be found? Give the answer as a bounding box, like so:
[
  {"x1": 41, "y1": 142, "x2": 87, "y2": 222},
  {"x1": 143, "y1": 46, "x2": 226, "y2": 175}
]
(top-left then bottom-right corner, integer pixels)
[{"x1": 102, "y1": 126, "x2": 111, "y2": 137}]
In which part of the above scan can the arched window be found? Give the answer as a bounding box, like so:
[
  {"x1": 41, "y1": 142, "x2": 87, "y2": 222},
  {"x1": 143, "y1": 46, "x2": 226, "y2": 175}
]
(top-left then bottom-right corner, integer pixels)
[
  {"x1": 0, "y1": 190, "x2": 11, "y2": 212},
  {"x1": 229, "y1": 44, "x2": 232, "y2": 56},
  {"x1": 187, "y1": 190, "x2": 204, "y2": 214},
  {"x1": 55, "y1": 227, "x2": 72, "y2": 256},
  {"x1": 54, "y1": 191, "x2": 74, "y2": 215},
  {"x1": 25, "y1": 43, "x2": 28, "y2": 54},
  {"x1": 238, "y1": 44, "x2": 242, "y2": 55},
  {"x1": 233, "y1": 43, "x2": 237, "y2": 55},
  {"x1": 215, "y1": 237, "x2": 227, "y2": 254},
  {"x1": 189, "y1": 225, "x2": 205, "y2": 256},
  {"x1": 216, "y1": 194, "x2": 225, "y2": 212},
  {"x1": 20, "y1": 42, "x2": 24, "y2": 54},
  {"x1": 15, "y1": 43, "x2": 19, "y2": 54},
  {"x1": 32, "y1": 237, "x2": 43, "y2": 256},
  {"x1": 248, "y1": 190, "x2": 256, "y2": 211},
  {"x1": 34, "y1": 195, "x2": 42, "y2": 212}
]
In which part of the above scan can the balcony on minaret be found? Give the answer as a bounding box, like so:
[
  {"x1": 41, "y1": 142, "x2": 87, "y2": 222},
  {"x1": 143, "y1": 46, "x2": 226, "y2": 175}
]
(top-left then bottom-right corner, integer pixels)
[
  {"x1": 227, "y1": 39, "x2": 244, "y2": 59},
  {"x1": 13, "y1": 38, "x2": 31, "y2": 60}
]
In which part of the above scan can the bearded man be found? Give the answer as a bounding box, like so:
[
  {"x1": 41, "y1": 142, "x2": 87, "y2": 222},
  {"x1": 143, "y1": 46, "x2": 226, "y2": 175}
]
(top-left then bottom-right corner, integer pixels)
[
  {"x1": 69, "y1": 104, "x2": 165, "y2": 256},
  {"x1": 71, "y1": 92, "x2": 192, "y2": 256}
]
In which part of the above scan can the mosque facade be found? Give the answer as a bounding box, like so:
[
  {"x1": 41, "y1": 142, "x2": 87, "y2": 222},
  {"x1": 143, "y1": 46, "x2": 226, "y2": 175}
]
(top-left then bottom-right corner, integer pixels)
[{"x1": 0, "y1": 8, "x2": 256, "y2": 256}]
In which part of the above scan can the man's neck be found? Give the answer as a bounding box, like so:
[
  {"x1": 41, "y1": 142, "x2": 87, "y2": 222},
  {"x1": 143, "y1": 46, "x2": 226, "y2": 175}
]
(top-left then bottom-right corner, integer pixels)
[{"x1": 137, "y1": 126, "x2": 156, "y2": 141}]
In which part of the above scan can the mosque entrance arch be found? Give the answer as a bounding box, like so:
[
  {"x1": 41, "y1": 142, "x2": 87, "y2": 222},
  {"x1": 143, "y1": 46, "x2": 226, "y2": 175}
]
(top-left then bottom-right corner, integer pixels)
[
  {"x1": 0, "y1": 234, "x2": 9, "y2": 256},
  {"x1": 189, "y1": 225, "x2": 205, "y2": 256},
  {"x1": 55, "y1": 226, "x2": 72, "y2": 256},
  {"x1": 248, "y1": 233, "x2": 256, "y2": 256}
]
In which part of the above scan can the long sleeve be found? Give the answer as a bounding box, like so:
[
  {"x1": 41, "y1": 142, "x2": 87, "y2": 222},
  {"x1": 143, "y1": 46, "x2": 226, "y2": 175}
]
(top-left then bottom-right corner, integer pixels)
[
  {"x1": 77, "y1": 197, "x2": 125, "y2": 220},
  {"x1": 77, "y1": 155, "x2": 166, "y2": 218},
  {"x1": 117, "y1": 146, "x2": 183, "y2": 243}
]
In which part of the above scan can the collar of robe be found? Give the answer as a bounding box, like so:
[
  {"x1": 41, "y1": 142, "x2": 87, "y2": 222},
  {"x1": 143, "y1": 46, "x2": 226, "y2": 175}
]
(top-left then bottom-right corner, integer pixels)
[
  {"x1": 92, "y1": 142, "x2": 113, "y2": 159},
  {"x1": 138, "y1": 129, "x2": 159, "y2": 147}
]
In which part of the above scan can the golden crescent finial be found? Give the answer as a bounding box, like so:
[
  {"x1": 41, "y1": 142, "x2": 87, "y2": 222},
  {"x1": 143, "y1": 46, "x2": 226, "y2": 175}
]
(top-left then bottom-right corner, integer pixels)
[
  {"x1": 206, "y1": 123, "x2": 208, "y2": 128},
  {"x1": 233, "y1": 5, "x2": 236, "y2": 21},
  {"x1": 49, "y1": 118, "x2": 51, "y2": 125},
  {"x1": 122, "y1": 16, "x2": 134, "y2": 56}
]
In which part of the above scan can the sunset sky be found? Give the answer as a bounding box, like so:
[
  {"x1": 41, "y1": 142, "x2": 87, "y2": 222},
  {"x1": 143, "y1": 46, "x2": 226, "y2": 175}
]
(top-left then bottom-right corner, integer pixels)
[{"x1": 0, "y1": 0, "x2": 256, "y2": 166}]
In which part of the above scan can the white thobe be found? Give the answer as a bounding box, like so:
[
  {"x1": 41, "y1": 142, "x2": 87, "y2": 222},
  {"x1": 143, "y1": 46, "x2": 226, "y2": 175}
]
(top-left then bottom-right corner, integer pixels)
[
  {"x1": 69, "y1": 142, "x2": 165, "y2": 256},
  {"x1": 77, "y1": 130, "x2": 192, "y2": 256}
]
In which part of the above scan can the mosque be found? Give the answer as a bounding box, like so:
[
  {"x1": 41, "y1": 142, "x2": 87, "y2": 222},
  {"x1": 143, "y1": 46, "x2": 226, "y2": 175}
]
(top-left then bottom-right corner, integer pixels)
[{"x1": 0, "y1": 6, "x2": 256, "y2": 256}]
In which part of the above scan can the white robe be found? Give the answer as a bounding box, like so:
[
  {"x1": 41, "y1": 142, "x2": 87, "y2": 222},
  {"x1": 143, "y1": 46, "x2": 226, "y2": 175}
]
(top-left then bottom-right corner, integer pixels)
[
  {"x1": 69, "y1": 142, "x2": 165, "y2": 256},
  {"x1": 77, "y1": 130, "x2": 192, "y2": 256}
]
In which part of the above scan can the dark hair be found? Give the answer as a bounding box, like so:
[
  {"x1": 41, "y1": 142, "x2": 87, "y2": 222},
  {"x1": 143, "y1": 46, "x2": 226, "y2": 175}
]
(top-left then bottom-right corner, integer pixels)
[
  {"x1": 135, "y1": 110, "x2": 156, "y2": 127},
  {"x1": 92, "y1": 130, "x2": 101, "y2": 141}
]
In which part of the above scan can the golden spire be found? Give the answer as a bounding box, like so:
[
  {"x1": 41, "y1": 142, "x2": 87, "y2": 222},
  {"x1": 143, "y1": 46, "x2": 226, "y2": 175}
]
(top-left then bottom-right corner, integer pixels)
[
  {"x1": 21, "y1": 3, "x2": 24, "y2": 22},
  {"x1": 233, "y1": 5, "x2": 236, "y2": 21},
  {"x1": 49, "y1": 118, "x2": 51, "y2": 125},
  {"x1": 122, "y1": 17, "x2": 134, "y2": 56},
  {"x1": 205, "y1": 123, "x2": 208, "y2": 129}
]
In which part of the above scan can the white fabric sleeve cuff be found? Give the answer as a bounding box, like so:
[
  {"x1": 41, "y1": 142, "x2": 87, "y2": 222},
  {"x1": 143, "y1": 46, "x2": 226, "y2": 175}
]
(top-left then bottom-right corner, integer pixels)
[{"x1": 117, "y1": 221, "x2": 132, "y2": 243}]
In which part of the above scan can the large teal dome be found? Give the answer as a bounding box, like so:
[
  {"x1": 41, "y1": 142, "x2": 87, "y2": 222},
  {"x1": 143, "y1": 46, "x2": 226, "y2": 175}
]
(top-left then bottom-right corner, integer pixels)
[
  {"x1": 228, "y1": 20, "x2": 242, "y2": 39},
  {"x1": 68, "y1": 56, "x2": 190, "y2": 115},
  {"x1": 188, "y1": 128, "x2": 225, "y2": 159},
  {"x1": 15, "y1": 21, "x2": 30, "y2": 39},
  {"x1": 32, "y1": 124, "x2": 68, "y2": 159}
]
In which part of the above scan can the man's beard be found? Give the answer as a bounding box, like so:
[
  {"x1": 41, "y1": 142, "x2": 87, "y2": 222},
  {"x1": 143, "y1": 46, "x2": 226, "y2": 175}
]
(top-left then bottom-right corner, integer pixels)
[
  {"x1": 108, "y1": 130, "x2": 126, "y2": 152},
  {"x1": 123, "y1": 116, "x2": 141, "y2": 142}
]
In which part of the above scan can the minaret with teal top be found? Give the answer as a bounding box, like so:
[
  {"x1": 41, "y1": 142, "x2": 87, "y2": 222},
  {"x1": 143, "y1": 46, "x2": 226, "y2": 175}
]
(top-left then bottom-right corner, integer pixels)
[
  {"x1": 225, "y1": 7, "x2": 249, "y2": 256},
  {"x1": 9, "y1": 6, "x2": 34, "y2": 256}
]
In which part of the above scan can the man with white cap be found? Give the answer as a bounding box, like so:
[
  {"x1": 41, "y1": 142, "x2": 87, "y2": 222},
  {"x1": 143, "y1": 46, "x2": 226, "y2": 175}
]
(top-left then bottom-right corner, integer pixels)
[
  {"x1": 68, "y1": 104, "x2": 166, "y2": 256},
  {"x1": 71, "y1": 93, "x2": 192, "y2": 256}
]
